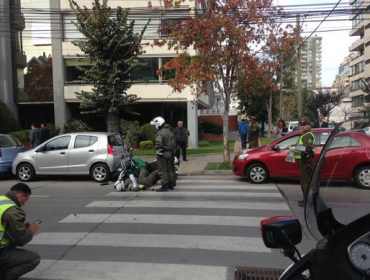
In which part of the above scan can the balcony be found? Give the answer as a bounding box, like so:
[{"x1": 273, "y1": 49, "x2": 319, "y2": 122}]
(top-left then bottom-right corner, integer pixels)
[
  {"x1": 350, "y1": 21, "x2": 365, "y2": 37},
  {"x1": 350, "y1": 37, "x2": 364, "y2": 52},
  {"x1": 13, "y1": 13, "x2": 25, "y2": 30},
  {"x1": 16, "y1": 51, "x2": 27, "y2": 68}
]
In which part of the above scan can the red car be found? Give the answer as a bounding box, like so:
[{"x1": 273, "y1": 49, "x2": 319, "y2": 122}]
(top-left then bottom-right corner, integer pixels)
[{"x1": 232, "y1": 128, "x2": 370, "y2": 189}]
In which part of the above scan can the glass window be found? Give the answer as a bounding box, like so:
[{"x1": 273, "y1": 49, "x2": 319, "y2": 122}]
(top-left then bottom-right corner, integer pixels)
[
  {"x1": 277, "y1": 135, "x2": 300, "y2": 150},
  {"x1": 131, "y1": 58, "x2": 159, "y2": 82},
  {"x1": 108, "y1": 134, "x2": 124, "y2": 146},
  {"x1": 317, "y1": 132, "x2": 331, "y2": 146},
  {"x1": 0, "y1": 136, "x2": 14, "y2": 147},
  {"x1": 10, "y1": 135, "x2": 23, "y2": 146},
  {"x1": 329, "y1": 136, "x2": 361, "y2": 149},
  {"x1": 74, "y1": 136, "x2": 98, "y2": 148},
  {"x1": 45, "y1": 136, "x2": 71, "y2": 151},
  {"x1": 65, "y1": 60, "x2": 92, "y2": 84},
  {"x1": 162, "y1": 57, "x2": 176, "y2": 80}
]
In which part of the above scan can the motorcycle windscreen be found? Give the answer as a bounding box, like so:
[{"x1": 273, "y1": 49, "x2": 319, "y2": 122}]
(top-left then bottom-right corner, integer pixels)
[{"x1": 305, "y1": 118, "x2": 370, "y2": 240}]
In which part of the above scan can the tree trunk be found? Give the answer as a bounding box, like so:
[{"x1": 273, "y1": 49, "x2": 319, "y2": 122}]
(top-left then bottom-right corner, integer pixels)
[
  {"x1": 279, "y1": 64, "x2": 284, "y2": 119},
  {"x1": 222, "y1": 111, "x2": 230, "y2": 162},
  {"x1": 107, "y1": 111, "x2": 120, "y2": 133}
]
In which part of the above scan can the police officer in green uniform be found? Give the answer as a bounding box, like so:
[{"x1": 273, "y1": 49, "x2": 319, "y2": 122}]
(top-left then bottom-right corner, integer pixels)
[
  {"x1": 150, "y1": 117, "x2": 176, "y2": 192},
  {"x1": 0, "y1": 183, "x2": 41, "y2": 280},
  {"x1": 247, "y1": 116, "x2": 260, "y2": 149},
  {"x1": 294, "y1": 117, "x2": 316, "y2": 207}
]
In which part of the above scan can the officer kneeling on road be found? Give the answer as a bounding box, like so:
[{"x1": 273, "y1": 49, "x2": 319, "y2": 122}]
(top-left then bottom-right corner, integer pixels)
[
  {"x1": 0, "y1": 183, "x2": 41, "y2": 280},
  {"x1": 150, "y1": 116, "x2": 176, "y2": 192}
]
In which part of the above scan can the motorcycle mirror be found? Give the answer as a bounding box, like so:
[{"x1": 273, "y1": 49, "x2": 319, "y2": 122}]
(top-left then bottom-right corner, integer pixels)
[{"x1": 260, "y1": 216, "x2": 302, "y2": 249}]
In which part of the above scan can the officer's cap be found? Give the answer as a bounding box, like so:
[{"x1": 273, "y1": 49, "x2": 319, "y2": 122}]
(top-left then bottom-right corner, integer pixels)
[{"x1": 299, "y1": 117, "x2": 311, "y2": 126}]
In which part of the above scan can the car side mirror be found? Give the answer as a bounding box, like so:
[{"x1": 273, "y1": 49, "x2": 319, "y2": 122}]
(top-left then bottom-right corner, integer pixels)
[
  {"x1": 272, "y1": 145, "x2": 279, "y2": 151},
  {"x1": 260, "y1": 216, "x2": 302, "y2": 249}
]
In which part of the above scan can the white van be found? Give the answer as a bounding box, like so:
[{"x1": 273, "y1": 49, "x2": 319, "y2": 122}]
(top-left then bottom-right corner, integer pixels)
[{"x1": 287, "y1": 121, "x2": 299, "y2": 133}]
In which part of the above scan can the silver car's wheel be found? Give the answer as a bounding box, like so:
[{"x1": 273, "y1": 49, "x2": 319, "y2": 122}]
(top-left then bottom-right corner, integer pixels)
[
  {"x1": 355, "y1": 166, "x2": 370, "y2": 189},
  {"x1": 246, "y1": 163, "x2": 269, "y2": 184},
  {"x1": 91, "y1": 164, "x2": 111, "y2": 182},
  {"x1": 17, "y1": 163, "x2": 35, "y2": 182}
]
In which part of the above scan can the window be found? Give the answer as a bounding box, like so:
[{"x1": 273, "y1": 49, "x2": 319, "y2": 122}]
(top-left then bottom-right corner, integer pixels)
[
  {"x1": 65, "y1": 60, "x2": 93, "y2": 84},
  {"x1": 353, "y1": 95, "x2": 364, "y2": 107},
  {"x1": 74, "y1": 136, "x2": 98, "y2": 148},
  {"x1": 277, "y1": 135, "x2": 300, "y2": 150},
  {"x1": 317, "y1": 132, "x2": 331, "y2": 146},
  {"x1": 352, "y1": 79, "x2": 362, "y2": 91},
  {"x1": 352, "y1": 62, "x2": 364, "y2": 76},
  {"x1": 131, "y1": 58, "x2": 159, "y2": 82},
  {"x1": 45, "y1": 136, "x2": 71, "y2": 151},
  {"x1": 352, "y1": 12, "x2": 364, "y2": 28},
  {"x1": 329, "y1": 136, "x2": 361, "y2": 149},
  {"x1": 162, "y1": 57, "x2": 176, "y2": 80},
  {"x1": 0, "y1": 136, "x2": 15, "y2": 148},
  {"x1": 108, "y1": 134, "x2": 124, "y2": 146}
]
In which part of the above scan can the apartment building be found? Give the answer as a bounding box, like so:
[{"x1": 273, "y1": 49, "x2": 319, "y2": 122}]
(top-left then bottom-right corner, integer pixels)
[
  {"x1": 332, "y1": 53, "x2": 358, "y2": 89},
  {"x1": 300, "y1": 36, "x2": 322, "y2": 90},
  {"x1": 0, "y1": 0, "x2": 27, "y2": 118},
  {"x1": 349, "y1": 0, "x2": 369, "y2": 117},
  {"x1": 48, "y1": 0, "x2": 212, "y2": 148}
]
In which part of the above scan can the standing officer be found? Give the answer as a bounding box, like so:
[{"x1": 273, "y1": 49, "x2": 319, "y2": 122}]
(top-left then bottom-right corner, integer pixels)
[
  {"x1": 0, "y1": 183, "x2": 41, "y2": 280},
  {"x1": 150, "y1": 117, "x2": 176, "y2": 192},
  {"x1": 247, "y1": 116, "x2": 260, "y2": 148},
  {"x1": 294, "y1": 117, "x2": 316, "y2": 207}
]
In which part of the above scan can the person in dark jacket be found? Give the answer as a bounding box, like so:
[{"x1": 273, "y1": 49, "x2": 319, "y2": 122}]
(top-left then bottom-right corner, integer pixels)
[
  {"x1": 173, "y1": 121, "x2": 190, "y2": 161},
  {"x1": 0, "y1": 183, "x2": 40, "y2": 280},
  {"x1": 29, "y1": 123, "x2": 41, "y2": 148},
  {"x1": 312, "y1": 114, "x2": 328, "y2": 128},
  {"x1": 40, "y1": 122, "x2": 51, "y2": 143},
  {"x1": 238, "y1": 119, "x2": 249, "y2": 149},
  {"x1": 247, "y1": 116, "x2": 260, "y2": 148}
]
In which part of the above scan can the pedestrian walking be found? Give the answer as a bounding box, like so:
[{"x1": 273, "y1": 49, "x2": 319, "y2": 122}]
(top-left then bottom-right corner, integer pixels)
[
  {"x1": 173, "y1": 121, "x2": 190, "y2": 161},
  {"x1": 40, "y1": 122, "x2": 51, "y2": 143},
  {"x1": 0, "y1": 183, "x2": 41, "y2": 280},
  {"x1": 238, "y1": 119, "x2": 249, "y2": 149},
  {"x1": 150, "y1": 117, "x2": 177, "y2": 192},
  {"x1": 29, "y1": 123, "x2": 41, "y2": 148},
  {"x1": 247, "y1": 116, "x2": 260, "y2": 149},
  {"x1": 294, "y1": 117, "x2": 315, "y2": 207}
]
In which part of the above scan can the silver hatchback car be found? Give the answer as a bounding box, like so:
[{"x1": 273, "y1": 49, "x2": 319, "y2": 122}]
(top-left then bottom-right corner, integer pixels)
[{"x1": 12, "y1": 132, "x2": 125, "y2": 182}]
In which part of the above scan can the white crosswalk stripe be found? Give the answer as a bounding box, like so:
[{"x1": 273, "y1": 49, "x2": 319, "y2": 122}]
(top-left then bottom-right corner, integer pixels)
[{"x1": 24, "y1": 176, "x2": 290, "y2": 280}]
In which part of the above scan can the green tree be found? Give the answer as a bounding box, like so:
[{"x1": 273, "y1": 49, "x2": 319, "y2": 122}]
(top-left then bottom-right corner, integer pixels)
[
  {"x1": 0, "y1": 101, "x2": 21, "y2": 133},
  {"x1": 69, "y1": 0, "x2": 149, "y2": 133}
]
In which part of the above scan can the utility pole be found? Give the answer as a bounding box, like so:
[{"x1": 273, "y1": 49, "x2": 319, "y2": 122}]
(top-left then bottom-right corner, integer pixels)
[{"x1": 297, "y1": 15, "x2": 302, "y2": 118}]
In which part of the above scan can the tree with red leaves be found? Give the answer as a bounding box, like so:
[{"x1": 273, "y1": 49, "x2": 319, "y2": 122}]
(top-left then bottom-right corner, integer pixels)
[{"x1": 150, "y1": 0, "x2": 300, "y2": 161}]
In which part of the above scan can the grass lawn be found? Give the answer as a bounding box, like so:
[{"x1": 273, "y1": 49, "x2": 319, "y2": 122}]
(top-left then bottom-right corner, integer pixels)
[{"x1": 133, "y1": 137, "x2": 275, "y2": 157}]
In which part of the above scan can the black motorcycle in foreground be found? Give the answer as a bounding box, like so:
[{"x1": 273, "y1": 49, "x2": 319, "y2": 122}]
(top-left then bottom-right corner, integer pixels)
[{"x1": 261, "y1": 119, "x2": 370, "y2": 280}]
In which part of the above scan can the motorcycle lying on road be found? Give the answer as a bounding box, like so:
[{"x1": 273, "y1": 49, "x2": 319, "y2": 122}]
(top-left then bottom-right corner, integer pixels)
[
  {"x1": 114, "y1": 146, "x2": 180, "y2": 191},
  {"x1": 261, "y1": 119, "x2": 370, "y2": 280}
]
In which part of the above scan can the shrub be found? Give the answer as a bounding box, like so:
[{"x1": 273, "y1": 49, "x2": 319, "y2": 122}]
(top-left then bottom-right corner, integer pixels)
[
  {"x1": 198, "y1": 140, "x2": 210, "y2": 147},
  {"x1": 62, "y1": 118, "x2": 93, "y2": 133},
  {"x1": 121, "y1": 120, "x2": 140, "y2": 148},
  {"x1": 139, "y1": 140, "x2": 153, "y2": 150},
  {"x1": 199, "y1": 120, "x2": 222, "y2": 134},
  {"x1": 139, "y1": 123, "x2": 157, "y2": 143},
  {"x1": 47, "y1": 123, "x2": 61, "y2": 137},
  {"x1": 0, "y1": 101, "x2": 21, "y2": 133},
  {"x1": 9, "y1": 130, "x2": 30, "y2": 143}
]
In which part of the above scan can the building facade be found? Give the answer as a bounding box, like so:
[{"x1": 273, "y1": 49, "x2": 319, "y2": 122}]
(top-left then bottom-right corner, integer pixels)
[
  {"x1": 301, "y1": 36, "x2": 322, "y2": 90},
  {"x1": 0, "y1": 0, "x2": 27, "y2": 118},
  {"x1": 49, "y1": 0, "x2": 212, "y2": 148}
]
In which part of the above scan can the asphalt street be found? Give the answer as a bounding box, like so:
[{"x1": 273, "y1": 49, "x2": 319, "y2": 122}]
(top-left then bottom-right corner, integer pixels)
[{"x1": 0, "y1": 174, "x2": 367, "y2": 280}]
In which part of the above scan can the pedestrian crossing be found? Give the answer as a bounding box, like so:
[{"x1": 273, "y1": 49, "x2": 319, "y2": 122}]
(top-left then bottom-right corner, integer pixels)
[{"x1": 24, "y1": 176, "x2": 292, "y2": 280}]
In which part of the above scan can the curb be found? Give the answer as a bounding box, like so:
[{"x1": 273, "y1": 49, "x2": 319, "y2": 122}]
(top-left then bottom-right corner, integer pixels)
[{"x1": 179, "y1": 170, "x2": 233, "y2": 176}]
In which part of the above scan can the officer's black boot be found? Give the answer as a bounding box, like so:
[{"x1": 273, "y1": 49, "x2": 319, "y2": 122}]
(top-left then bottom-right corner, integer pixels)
[
  {"x1": 167, "y1": 183, "x2": 174, "y2": 190},
  {"x1": 156, "y1": 185, "x2": 168, "y2": 192}
]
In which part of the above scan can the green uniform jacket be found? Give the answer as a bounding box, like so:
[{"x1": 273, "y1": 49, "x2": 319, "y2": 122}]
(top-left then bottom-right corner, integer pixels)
[
  {"x1": 1, "y1": 191, "x2": 33, "y2": 247},
  {"x1": 155, "y1": 127, "x2": 176, "y2": 155},
  {"x1": 248, "y1": 124, "x2": 260, "y2": 148}
]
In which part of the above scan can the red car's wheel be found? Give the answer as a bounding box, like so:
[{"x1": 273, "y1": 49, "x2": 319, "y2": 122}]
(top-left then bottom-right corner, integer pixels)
[
  {"x1": 355, "y1": 166, "x2": 370, "y2": 189},
  {"x1": 246, "y1": 163, "x2": 269, "y2": 184}
]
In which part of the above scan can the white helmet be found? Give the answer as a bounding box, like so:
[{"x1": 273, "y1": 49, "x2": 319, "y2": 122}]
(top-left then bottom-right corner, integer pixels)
[{"x1": 150, "y1": 116, "x2": 165, "y2": 130}]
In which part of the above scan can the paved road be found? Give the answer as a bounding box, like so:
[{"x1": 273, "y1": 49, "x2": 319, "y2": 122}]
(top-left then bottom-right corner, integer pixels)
[{"x1": 0, "y1": 175, "x2": 313, "y2": 280}]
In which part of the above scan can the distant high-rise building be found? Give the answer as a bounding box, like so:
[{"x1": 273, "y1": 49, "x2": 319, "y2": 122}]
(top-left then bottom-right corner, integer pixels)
[
  {"x1": 300, "y1": 36, "x2": 322, "y2": 90},
  {"x1": 332, "y1": 53, "x2": 358, "y2": 89}
]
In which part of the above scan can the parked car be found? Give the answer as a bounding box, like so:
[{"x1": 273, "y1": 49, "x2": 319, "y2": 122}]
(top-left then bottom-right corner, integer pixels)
[
  {"x1": 0, "y1": 134, "x2": 25, "y2": 174},
  {"x1": 232, "y1": 128, "x2": 370, "y2": 189},
  {"x1": 12, "y1": 132, "x2": 125, "y2": 182}
]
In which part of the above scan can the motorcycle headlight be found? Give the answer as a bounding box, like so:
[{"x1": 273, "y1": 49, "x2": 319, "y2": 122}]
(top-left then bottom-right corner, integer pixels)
[{"x1": 238, "y1": 153, "x2": 249, "y2": 160}]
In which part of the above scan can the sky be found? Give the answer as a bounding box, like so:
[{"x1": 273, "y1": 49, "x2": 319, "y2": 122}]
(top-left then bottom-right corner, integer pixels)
[{"x1": 276, "y1": 0, "x2": 355, "y2": 87}]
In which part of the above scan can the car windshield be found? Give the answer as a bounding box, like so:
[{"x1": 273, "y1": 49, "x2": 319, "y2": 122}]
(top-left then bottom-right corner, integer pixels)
[{"x1": 305, "y1": 119, "x2": 370, "y2": 240}]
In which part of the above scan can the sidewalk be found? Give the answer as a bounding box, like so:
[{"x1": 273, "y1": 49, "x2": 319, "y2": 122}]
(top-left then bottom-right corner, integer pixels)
[{"x1": 140, "y1": 152, "x2": 237, "y2": 176}]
